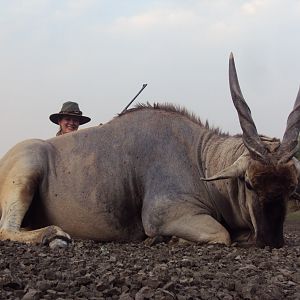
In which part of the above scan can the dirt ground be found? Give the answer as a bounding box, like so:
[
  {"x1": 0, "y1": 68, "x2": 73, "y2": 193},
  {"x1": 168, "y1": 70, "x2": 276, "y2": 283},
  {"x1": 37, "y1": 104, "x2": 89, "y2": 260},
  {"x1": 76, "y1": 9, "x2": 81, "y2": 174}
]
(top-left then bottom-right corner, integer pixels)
[{"x1": 0, "y1": 220, "x2": 299, "y2": 300}]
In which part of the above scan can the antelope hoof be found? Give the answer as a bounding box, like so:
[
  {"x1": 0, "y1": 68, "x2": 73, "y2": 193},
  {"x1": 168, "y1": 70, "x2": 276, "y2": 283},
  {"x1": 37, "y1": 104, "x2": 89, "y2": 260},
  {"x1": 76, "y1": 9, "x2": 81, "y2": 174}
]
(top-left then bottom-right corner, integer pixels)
[
  {"x1": 49, "y1": 238, "x2": 70, "y2": 249},
  {"x1": 42, "y1": 226, "x2": 71, "y2": 247}
]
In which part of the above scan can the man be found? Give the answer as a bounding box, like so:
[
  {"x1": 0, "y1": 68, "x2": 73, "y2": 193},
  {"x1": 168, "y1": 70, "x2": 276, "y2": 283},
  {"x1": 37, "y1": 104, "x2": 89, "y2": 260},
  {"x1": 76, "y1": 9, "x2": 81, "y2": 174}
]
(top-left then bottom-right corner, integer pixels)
[{"x1": 49, "y1": 101, "x2": 91, "y2": 136}]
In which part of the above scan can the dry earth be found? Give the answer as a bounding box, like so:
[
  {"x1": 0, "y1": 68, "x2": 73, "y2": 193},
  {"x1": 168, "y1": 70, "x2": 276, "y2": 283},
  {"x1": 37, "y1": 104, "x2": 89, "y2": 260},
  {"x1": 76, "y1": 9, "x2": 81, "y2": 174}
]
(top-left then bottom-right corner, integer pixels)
[{"x1": 0, "y1": 220, "x2": 299, "y2": 300}]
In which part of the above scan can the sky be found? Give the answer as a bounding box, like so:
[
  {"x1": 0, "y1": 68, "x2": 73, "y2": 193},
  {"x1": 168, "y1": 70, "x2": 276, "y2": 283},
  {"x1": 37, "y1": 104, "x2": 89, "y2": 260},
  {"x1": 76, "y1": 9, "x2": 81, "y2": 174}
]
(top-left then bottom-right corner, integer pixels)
[{"x1": 1, "y1": 0, "x2": 300, "y2": 157}]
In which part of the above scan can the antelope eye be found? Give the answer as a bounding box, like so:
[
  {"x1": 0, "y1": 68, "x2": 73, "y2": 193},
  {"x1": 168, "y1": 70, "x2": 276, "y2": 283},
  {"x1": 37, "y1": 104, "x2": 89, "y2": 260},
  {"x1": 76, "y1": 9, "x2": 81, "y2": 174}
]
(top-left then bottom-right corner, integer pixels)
[
  {"x1": 245, "y1": 180, "x2": 254, "y2": 190},
  {"x1": 289, "y1": 184, "x2": 296, "y2": 195}
]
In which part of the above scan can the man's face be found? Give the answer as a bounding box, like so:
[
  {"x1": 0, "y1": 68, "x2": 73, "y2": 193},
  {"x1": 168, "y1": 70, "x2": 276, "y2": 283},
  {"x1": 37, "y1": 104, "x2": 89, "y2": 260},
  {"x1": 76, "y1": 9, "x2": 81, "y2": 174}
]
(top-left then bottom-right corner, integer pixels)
[{"x1": 58, "y1": 116, "x2": 80, "y2": 134}]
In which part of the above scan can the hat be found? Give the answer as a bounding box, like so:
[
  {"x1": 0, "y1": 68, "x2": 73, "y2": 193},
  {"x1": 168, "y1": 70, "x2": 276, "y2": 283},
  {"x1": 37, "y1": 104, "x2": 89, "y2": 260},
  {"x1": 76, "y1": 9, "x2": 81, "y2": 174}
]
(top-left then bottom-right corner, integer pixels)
[{"x1": 49, "y1": 101, "x2": 91, "y2": 125}]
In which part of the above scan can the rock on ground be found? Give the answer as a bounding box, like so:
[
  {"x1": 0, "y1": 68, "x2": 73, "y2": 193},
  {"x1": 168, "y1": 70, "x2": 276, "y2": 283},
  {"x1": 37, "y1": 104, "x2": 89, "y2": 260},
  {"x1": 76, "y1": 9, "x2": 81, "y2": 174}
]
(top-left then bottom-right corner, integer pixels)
[{"x1": 0, "y1": 220, "x2": 299, "y2": 300}]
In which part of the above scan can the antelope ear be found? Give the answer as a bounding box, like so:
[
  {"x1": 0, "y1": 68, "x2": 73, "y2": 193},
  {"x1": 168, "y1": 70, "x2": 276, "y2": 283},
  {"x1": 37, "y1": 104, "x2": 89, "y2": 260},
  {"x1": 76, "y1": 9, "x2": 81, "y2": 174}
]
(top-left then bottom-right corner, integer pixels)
[
  {"x1": 292, "y1": 157, "x2": 300, "y2": 176},
  {"x1": 201, "y1": 155, "x2": 249, "y2": 181}
]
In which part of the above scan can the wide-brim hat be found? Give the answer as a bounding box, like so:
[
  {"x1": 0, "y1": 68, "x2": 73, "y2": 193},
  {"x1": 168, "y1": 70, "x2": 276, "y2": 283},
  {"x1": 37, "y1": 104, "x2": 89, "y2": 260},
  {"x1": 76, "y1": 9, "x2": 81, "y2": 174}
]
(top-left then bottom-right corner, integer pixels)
[{"x1": 49, "y1": 101, "x2": 91, "y2": 125}]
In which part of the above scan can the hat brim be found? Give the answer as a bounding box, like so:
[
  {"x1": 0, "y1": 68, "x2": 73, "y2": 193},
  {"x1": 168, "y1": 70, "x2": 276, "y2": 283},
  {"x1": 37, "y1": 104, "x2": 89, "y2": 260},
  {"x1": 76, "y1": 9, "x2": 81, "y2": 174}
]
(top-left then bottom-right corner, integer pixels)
[{"x1": 49, "y1": 113, "x2": 91, "y2": 125}]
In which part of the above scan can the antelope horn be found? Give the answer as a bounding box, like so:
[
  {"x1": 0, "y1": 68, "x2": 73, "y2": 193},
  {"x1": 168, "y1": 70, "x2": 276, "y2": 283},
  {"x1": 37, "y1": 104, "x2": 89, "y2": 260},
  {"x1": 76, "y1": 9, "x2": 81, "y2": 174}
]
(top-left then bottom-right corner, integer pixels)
[
  {"x1": 278, "y1": 86, "x2": 300, "y2": 163},
  {"x1": 229, "y1": 53, "x2": 267, "y2": 161}
]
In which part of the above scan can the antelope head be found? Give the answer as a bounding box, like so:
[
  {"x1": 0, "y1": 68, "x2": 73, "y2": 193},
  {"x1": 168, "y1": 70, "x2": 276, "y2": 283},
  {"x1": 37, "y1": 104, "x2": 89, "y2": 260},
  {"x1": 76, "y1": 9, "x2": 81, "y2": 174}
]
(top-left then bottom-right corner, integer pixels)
[{"x1": 202, "y1": 53, "x2": 300, "y2": 248}]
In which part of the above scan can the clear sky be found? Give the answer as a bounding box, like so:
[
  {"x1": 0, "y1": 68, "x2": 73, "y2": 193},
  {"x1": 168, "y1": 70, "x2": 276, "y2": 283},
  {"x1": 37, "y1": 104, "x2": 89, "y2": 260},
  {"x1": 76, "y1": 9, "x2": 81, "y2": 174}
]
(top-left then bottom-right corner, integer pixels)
[{"x1": 1, "y1": 0, "x2": 300, "y2": 157}]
